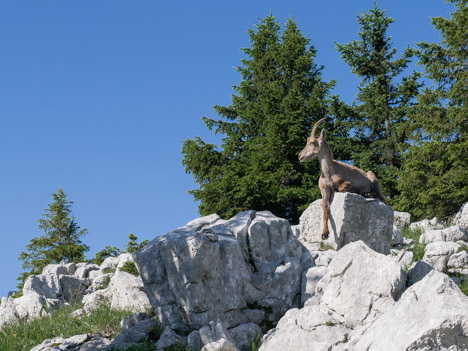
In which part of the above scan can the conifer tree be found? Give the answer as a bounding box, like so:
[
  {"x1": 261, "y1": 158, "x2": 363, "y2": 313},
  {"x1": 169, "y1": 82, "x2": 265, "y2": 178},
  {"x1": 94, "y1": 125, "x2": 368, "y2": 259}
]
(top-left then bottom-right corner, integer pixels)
[
  {"x1": 182, "y1": 15, "x2": 335, "y2": 223},
  {"x1": 335, "y1": 4, "x2": 421, "y2": 204},
  {"x1": 17, "y1": 188, "x2": 89, "y2": 287},
  {"x1": 397, "y1": 0, "x2": 467, "y2": 219},
  {"x1": 126, "y1": 233, "x2": 149, "y2": 254}
]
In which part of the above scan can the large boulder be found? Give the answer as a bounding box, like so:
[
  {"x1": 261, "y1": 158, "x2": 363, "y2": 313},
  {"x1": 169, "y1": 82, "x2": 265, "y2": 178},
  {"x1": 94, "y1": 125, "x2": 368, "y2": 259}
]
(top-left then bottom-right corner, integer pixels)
[
  {"x1": 347, "y1": 270, "x2": 468, "y2": 350},
  {"x1": 133, "y1": 211, "x2": 304, "y2": 333},
  {"x1": 316, "y1": 241, "x2": 405, "y2": 328},
  {"x1": 410, "y1": 217, "x2": 444, "y2": 232},
  {"x1": 0, "y1": 292, "x2": 53, "y2": 329},
  {"x1": 299, "y1": 193, "x2": 393, "y2": 254}
]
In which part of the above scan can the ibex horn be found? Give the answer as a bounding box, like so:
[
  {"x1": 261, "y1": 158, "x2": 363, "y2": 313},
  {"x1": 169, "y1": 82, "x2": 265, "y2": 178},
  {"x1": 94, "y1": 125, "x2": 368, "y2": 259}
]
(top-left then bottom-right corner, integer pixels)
[{"x1": 310, "y1": 118, "x2": 327, "y2": 140}]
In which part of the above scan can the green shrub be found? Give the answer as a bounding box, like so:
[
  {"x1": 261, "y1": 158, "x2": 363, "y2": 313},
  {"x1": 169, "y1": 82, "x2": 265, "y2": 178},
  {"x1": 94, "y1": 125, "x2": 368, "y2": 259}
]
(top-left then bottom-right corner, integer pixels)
[
  {"x1": 458, "y1": 243, "x2": 468, "y2": 253},
  {"x1": 320, "y1": 242, "x2": 335, "y2": 251},
  {"x1": 0, "y1": 304, "x2": 131, "y2": 351},
  {"x1": 103, "y1": 267, "x2": 117, "y2": 274},
  {"x1": 119, "y1": 261, "x2": 140, "y2": 277},
  {"x1": 400, "y1": 227, "x2": 426, "y2": 264}
]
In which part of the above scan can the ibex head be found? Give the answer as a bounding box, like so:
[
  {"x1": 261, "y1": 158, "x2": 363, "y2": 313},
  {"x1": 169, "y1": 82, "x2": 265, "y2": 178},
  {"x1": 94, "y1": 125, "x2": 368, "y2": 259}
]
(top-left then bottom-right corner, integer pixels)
[{"x1": 298, "y1": 118, "x2": 327, "y2": 162}]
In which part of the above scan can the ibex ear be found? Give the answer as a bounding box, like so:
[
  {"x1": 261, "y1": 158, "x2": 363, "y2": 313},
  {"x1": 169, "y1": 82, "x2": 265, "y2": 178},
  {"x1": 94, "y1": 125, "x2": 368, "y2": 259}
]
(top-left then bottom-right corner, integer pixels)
[{"x1": 320, "y1": 128, "x2": 326, "y2": 140}]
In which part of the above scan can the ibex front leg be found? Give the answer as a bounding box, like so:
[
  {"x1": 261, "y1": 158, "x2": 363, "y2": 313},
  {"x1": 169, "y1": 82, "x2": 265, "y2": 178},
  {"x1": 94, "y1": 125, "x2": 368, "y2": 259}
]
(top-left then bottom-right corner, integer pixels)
[{"x1": 320, "y1": 186, "x2": 332, "y2": 240}]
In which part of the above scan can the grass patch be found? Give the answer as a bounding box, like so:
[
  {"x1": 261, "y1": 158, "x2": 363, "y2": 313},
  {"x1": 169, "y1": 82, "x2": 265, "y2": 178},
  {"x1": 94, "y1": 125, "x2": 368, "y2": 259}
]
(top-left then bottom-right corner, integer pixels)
[
  {"x1": 103, "y1": 267, "x2": 117, "y2": 274},
  {"x1": 458, "y1": 243, "x2": 468, "y2": 253},
  {"x1": 400, "y1": 227, "x2": 426, "y2": 264},
  {"x1": 320, "y1": 242, "x2": 335, "y2": 251},
  {"x1": 325, "y1": 321, "x2": 335, "y2": 327},
  {"x1": 0, "y1": 304, "x2": 132, "y2": 351},
  {"x1": 119, "y1": 261, "x2": 140, "y2": 277}
]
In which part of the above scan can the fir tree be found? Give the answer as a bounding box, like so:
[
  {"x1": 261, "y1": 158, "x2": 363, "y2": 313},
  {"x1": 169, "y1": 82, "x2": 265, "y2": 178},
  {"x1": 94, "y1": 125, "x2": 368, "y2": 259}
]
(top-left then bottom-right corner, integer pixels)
[
  {"x1": 182, "y1": 15, "x2": 335, "y2": 223},
  {"x1": 397, "y1": 0, "x2": 467, "y2": 219},
  {"x1": 126, "y1": 233, "x2": 149, "y2": 254},
  {"x1": 17, "y1": 188, "x2": 89, "y2": 288},
  {"x1": 335, "y1": 4, "x2": 421, "y2": 204}
]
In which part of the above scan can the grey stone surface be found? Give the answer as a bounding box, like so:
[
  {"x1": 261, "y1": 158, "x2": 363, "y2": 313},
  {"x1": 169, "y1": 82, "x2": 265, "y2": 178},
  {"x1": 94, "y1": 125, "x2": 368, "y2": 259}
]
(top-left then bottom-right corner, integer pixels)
[
  {"x1": 59, "y1": 275, "x2": 89, "y2": 303},
  {"x1": 316, "y1": 241, "x2": 405, "y2": 328},
  {"x1": 448, "y1": 250, "x2": 468, "y2": 274},
  {"x1": 259, "y1": 305, "x2": 349, "y2": 351},
  {"x1": 299, "y1": 193, "x2": 393, "y2": 254},
  {"x1": 30, "y1": 334, "x2": 111, "y2": 351},
  {"x1": 200, "y1": 320, "x2": 240, "y2": 351},
  {"x1": 347, "y1": 270, "x2": 468, "y2": 351},
  {"x1": 423, "y1": 241, "x2": 460, "y2": 271},
  {"x1": 188, "y1": 330, "x2": 203, "y2": 351},
  {"x1": 455, "y1": 202, "x2": 468, "y2": 230},
  {"x1": 108, "y1": 270, "x2": 151, "y2": 312},
  {"x1": 408, "y1": 260, "x2": 434, "y2": 286},
  {"x1": 155, "y1": 327, "x2": 187, "y2": 350},
  {"x1": 393, "y1": 210, "x2": 411, "y2": 229},
  {"x1": 23, "y1": 273, "x2": 62, "y2": 299},
  {"x1": 134, "y1": 211, "x2": 303, "y2": 332},
  {"x1": 301, "y1": 265, "x2": 328, "y2": 305},
  {"x1": 42, "y1": 262, "x2": 76, "y2": 276},
  {"x1": 74, "y1": 263, "x2": 99, "y2": 279},
  {"x1": 311, "y1": 250, "x2": 336, "y2": 266},
  {"x1": 410, "y1": 217, "x2": 444, "y2": 232},
  {"x1": 111, "y1": 317, "x2": 158, "y2": 347},
  {"x1": 391, "y1": 225, "x2": 404, "y2": 246},
  {"x1": 229, "y1": 323, "x2": 263, "y2": 351},
  {"x1": 419, "y1": 225, "x2": 467, "y2": 244},
  {"x1": 391, "y1": 249, "x2": 414, "y2": 270}
]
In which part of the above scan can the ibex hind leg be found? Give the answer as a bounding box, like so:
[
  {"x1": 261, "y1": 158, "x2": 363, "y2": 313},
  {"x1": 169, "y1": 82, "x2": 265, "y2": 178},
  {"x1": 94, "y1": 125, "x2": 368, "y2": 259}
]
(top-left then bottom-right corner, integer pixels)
[{"x1": 366, "y1": 171, "x2": 388, "y2": 205}]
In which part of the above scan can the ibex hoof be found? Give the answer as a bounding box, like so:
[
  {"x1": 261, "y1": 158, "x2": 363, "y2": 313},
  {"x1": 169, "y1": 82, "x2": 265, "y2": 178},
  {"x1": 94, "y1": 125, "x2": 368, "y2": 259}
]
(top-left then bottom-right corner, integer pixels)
[{"x1": 321, "y1": 234, "x2": 329, "y2": 240}]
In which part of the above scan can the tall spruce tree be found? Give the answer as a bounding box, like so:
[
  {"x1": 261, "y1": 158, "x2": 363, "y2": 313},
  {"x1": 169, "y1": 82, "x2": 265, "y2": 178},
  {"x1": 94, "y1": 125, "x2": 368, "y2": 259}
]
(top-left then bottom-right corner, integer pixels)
[
  {"x1": 335, "y1": 4, "x2": 421, "y2": 204},
  {"x1": 182, "y1": 15, "x2": 335, "y2": 223},
  {"x1": 17, "y1": 188, "x2": 89, "y2": 287},
  {"x1": 397, "y1": 0, "x2": 467, "y2": 219}
]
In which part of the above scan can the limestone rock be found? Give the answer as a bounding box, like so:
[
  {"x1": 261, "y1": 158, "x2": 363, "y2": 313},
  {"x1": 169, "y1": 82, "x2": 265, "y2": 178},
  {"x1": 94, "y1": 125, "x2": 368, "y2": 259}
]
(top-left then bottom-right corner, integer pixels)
[
  {"x1": 407, "y1": 261, "x2": 434, "y2": 286},
  {"x1": 30, "y1": 334, "x2": 111, "y2": 351},
  {"x1": 134, "y1": 211, "x2": 303, "y2": 332},
  {"x1": 83, "y1": 288, "x2": 110, "y2": 313},
  {"x1": 316, "y1": 241, "x2": 405, "y2": 328},
  {"x1": 410, "y1": 217, "x2": 443, "y2": 232},
  {"x1": 311, "y1": 250, "x2": 336, "y2": 267},
  {"x1": 391, "y1": 249, "x2": 414, "y2": 270},
  {"x1": 301, "y1": 265, "x2": 328, "y2": 305},
  {"x1": 229, "y1": 323, "x2": 263, "y2": 351},
  {"x1": 448, "y1": 251, "x2": 468, "y2": 274},
  {"x1": 200, "y1": 320, "x2": 240, "y2": 351},
  {"x1": 23, "y1": 273, "x2": 62, "y2": 299},
  {"x1": 42, "y1": 262, "x2": 76, "y2": 276},
  {"x1": 423, "y1": 241, "x2": 460, "y2": 271},
  {"x1": 347, "y1": 270, "x2": 468, "y2": 350},
  {"x1": 188, "y1": 330, "x2": 203, "y2": 351},
  {"x1": 455, "y1": 202, "x2": 468, "y2": 230},
  {"x1": 391, "y1": 225, "x2": 404, "y2": 246},
  {"x1": 419, "y1": 225, "x2": 467, "y2": 244},
  {"x1": 393, "y1": 211, "x2": 411, "y2": 229},
  {"x1": 108, "y1": 270, "x2": 151, "y2": 312},
  {"x1": 299, "y1": 193, "x2": 393, "y2": 254},
  {"x1": 59, "y1": 275, "x2": 89, "y2": 303},
  {"x1": 156, "y1": 327, "x2": 187, "y2": 350},
  {"x1": 74, "y1": 263, "x2": 99, "y2": 279},
  {"x1": 259, "y1": 305, "x2": 349, "y2": 351},
  {"x1": 111, "y1": 316, "x2": 159, "y2": 347}
]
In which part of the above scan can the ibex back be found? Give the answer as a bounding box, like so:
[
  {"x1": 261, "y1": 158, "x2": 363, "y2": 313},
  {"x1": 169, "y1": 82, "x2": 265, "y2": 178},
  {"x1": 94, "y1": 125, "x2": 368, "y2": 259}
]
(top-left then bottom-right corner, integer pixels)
[{"x1": 299, "y1": 118, "x2": 387, "y2": 240}]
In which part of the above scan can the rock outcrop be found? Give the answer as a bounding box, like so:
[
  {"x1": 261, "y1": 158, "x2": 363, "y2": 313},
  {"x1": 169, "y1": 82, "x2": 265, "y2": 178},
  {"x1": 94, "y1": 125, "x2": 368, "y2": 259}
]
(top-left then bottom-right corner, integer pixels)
[
  {"x1": 299, "y1": 193, "x2": 393, "y2": 254},
  {"x1": 133, "y1": 211, "x2": 305, "y2": 333}
]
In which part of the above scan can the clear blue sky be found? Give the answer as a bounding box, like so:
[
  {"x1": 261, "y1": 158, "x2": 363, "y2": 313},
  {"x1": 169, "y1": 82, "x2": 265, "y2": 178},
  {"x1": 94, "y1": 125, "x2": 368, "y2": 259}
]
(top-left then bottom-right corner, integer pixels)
[{"x1": 0, "y1": 1, "x2": 452, "y2": 297}]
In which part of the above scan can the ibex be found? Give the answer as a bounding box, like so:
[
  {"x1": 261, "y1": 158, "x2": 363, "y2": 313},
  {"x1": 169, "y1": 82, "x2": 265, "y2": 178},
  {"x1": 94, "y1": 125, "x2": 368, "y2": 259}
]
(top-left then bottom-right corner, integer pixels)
[{"x1": 299, "y1": 118, "x2": 387, "y2": 240}]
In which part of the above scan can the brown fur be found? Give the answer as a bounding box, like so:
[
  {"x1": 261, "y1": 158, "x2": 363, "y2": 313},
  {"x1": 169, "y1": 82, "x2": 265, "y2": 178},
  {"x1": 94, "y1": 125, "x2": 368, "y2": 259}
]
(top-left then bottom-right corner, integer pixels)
[{"x1": 299, "y1": 119, "x2": 387, "y2": 239}]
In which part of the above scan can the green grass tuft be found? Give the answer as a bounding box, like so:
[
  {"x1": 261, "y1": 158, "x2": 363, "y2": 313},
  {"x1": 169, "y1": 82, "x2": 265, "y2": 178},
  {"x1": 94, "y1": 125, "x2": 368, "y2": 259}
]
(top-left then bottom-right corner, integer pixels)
[
  {"x1": 119, "y1": 261, "x2": 140, "y2": 277},
  {"x1": 400, "y1": 227, "x2": 426, "y2": 263},
  {"x1": 0, "y1": 304, "x2": 132, "y2": 351}
]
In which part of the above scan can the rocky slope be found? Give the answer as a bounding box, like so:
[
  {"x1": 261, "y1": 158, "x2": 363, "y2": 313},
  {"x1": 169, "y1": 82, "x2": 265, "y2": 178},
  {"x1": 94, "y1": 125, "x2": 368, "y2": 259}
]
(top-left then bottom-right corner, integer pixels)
[{"x1": 2, "y1": 192, "x2": 468, "y2": 350}]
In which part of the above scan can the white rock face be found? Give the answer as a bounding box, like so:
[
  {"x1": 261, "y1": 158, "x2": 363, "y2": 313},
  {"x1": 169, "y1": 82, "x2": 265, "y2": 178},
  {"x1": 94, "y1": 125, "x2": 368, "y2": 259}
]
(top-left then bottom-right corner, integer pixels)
[
  {"x1": 30, "y1": 334, "x2": 111, "y2": 351},
  {"x1": 0, "y1": 292, "x2": 50, "y2": 329},
  {"x1": 347, "y1": 270, "x2": 468, "y2": 350},
  {"x1": 108, "y1": 270, "x2": 151, "y2": 312},
  {"x1": 455, "y1": 202, "x2": 468, "y2": 230},
  {"x1": 259, "y1": 305, "x2": 349, "y2": 351},
  {"x1": 301, "y1": 265, "x2": 328, "y2": 305},
  {"x1": 391, "y1": 249, "x2": 414, "y2": 270},
  {"x1": 407, "y1": 260, "x2": 434, "y2": 286},
  {"x1": 448, "y1": 251, "x2": 468, "y2": 274},
  {"x1": 42, "y1": 262, "x2": 76, "y2": 276},
  {"x1": 299, "y1": 193, "x2": 393, "y2": 254},
  {"x1": 23, "y1": 273, "x2": 62, "y2": 299},
  {"x1": 74, "y1": 263, "x2": 99, "y2": 279},
  {"x1": 419, "y1": 225, "x2": 467, "y2": 244},
  {"x1": 317, "y1": 241, "x2": 405, "y2": 328},
  {"x1": 393, "y1": 210, "x2": 411, "y2": 229},
  {"x1": 134, "y1": 211, "x2": 304, "y2": 333},
  {"x1": 410, "y1": 217, "x2": 444, "y2": 232},
  {"x1": 423, "y1": 241, "x2": 460, "y2": 271},
  {"x1": 199, "y1": 320, "x2": 240, "y2": 351},
  {"x1": 391, "y1": 225, "x2": 404, "y2": 246}
]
